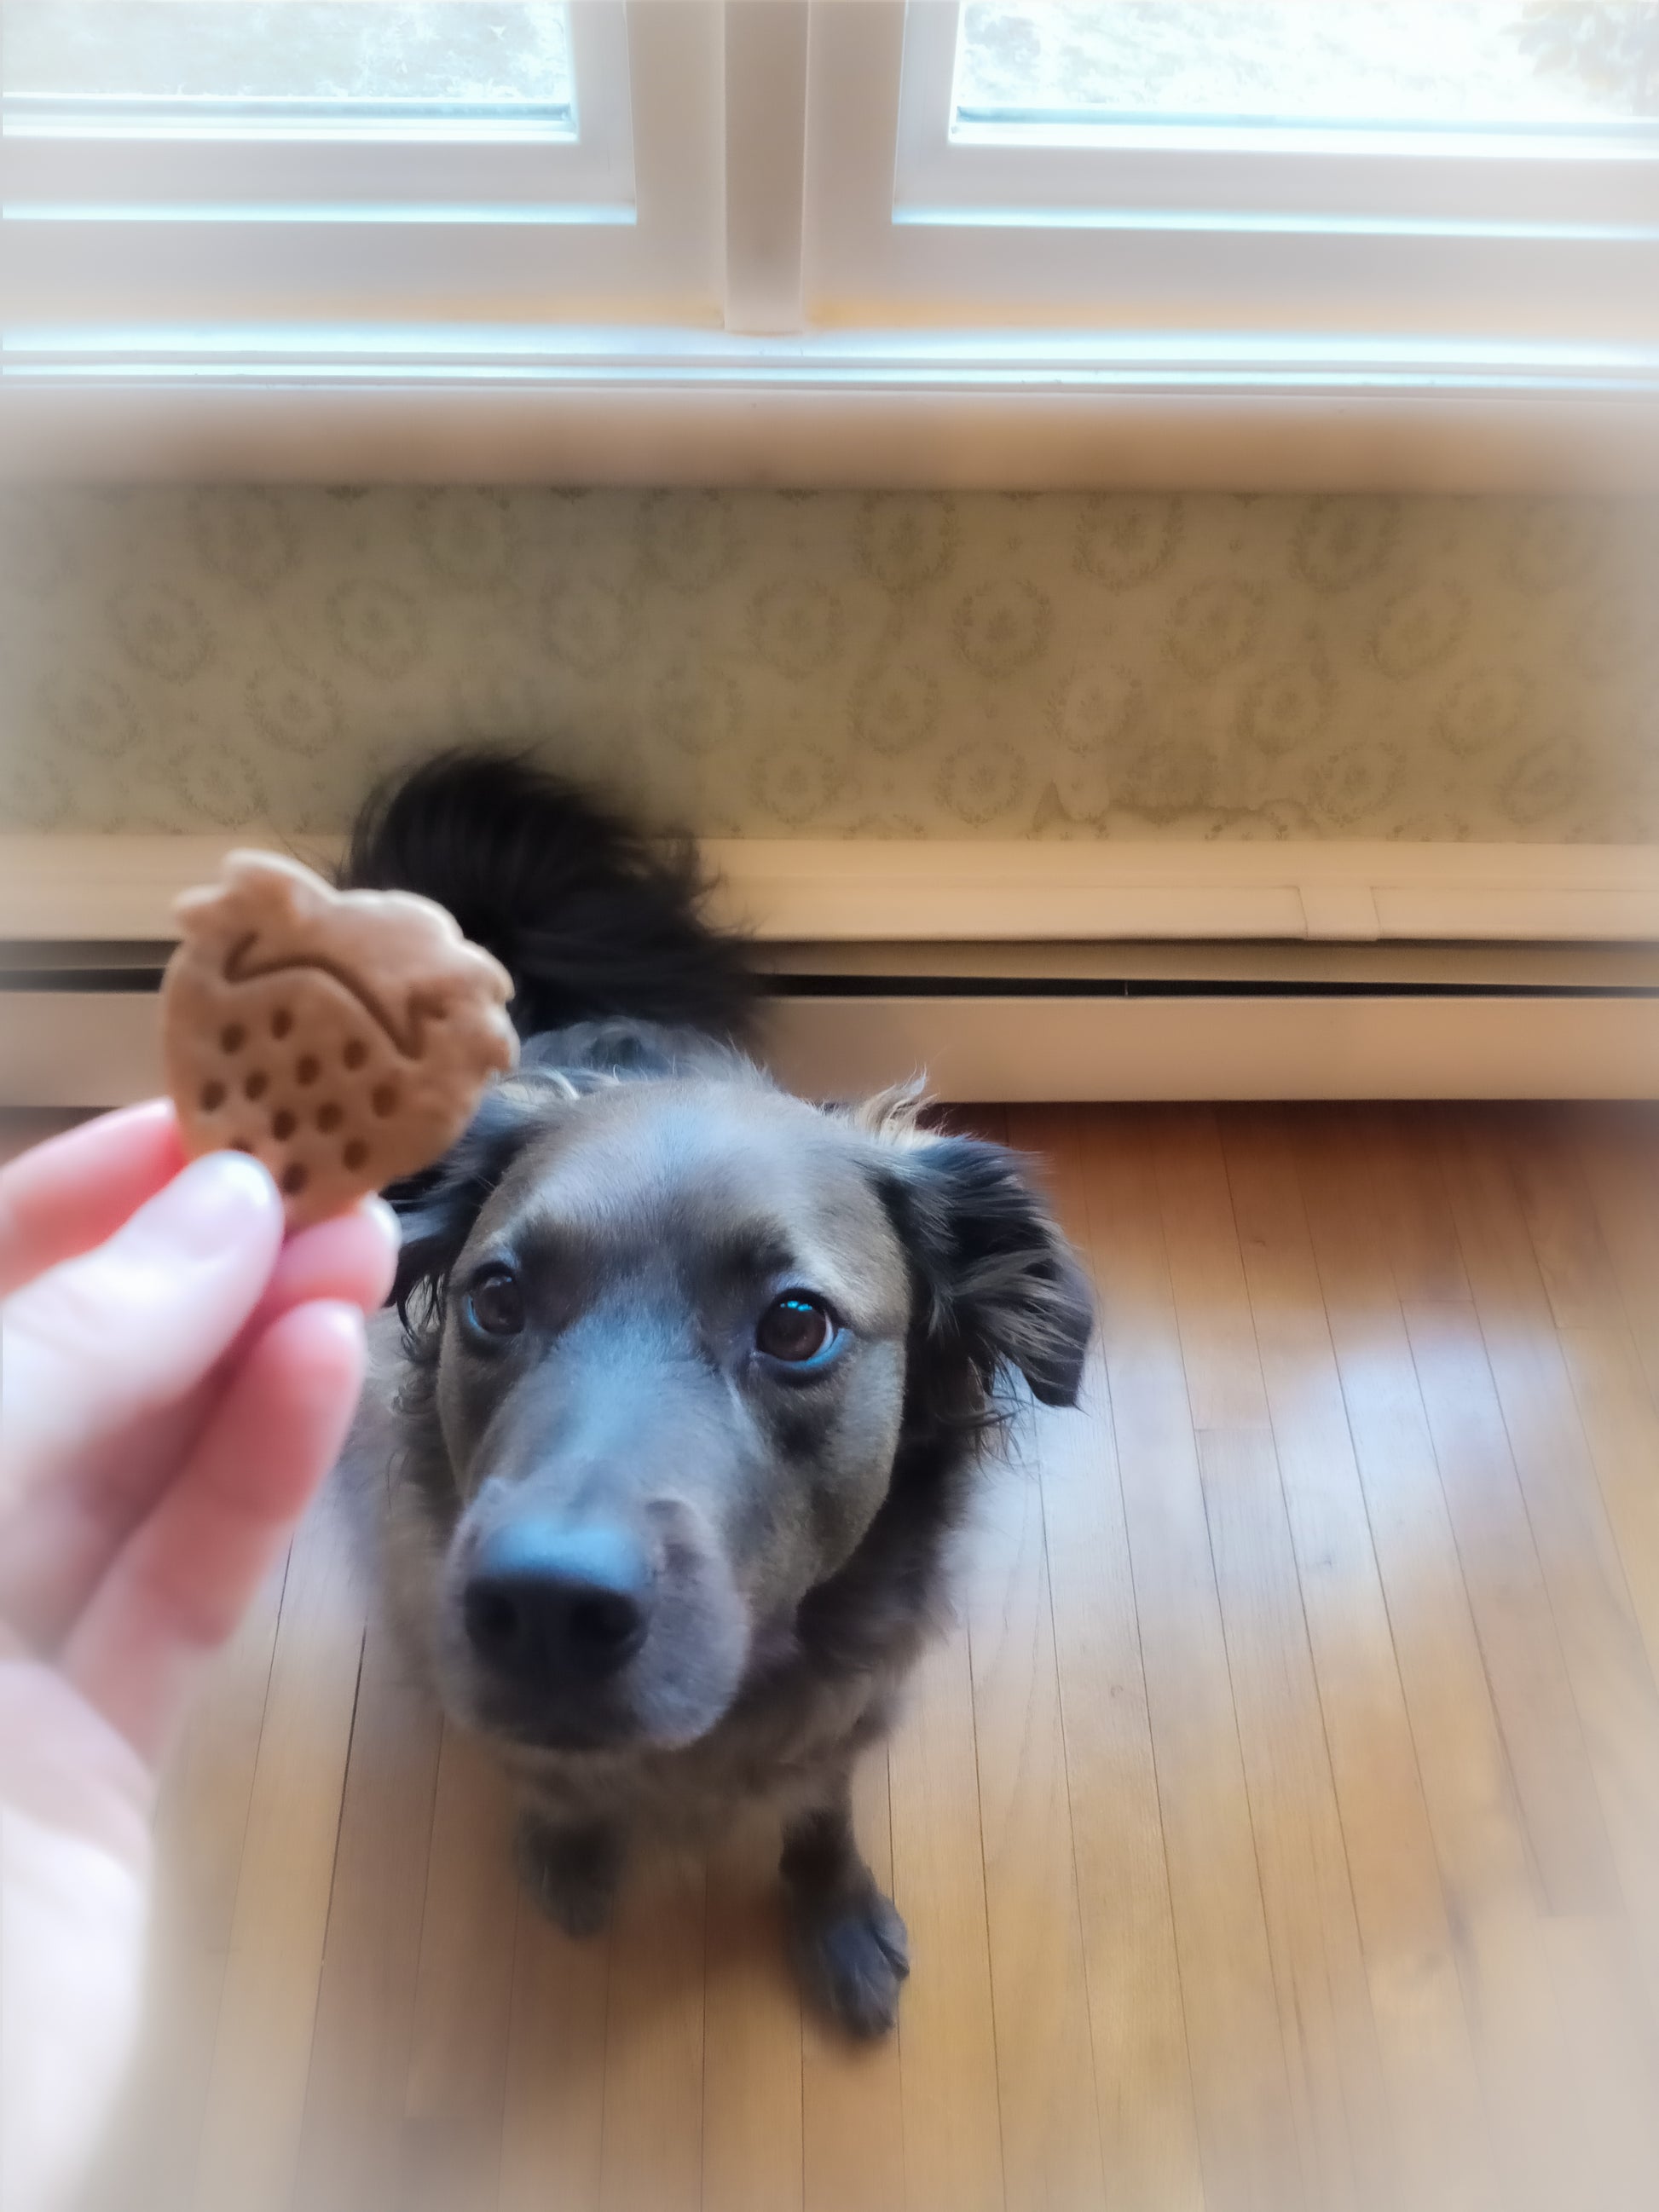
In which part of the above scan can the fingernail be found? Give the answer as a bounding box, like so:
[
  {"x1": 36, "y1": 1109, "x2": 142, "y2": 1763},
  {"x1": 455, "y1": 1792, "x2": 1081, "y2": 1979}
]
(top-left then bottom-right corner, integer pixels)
[
  {"x1": 143, "y1": 1151, "x2": 280, "y2": 1258},
  {"x1": 286, "y1": 1297, "x2": 370, "y2": 1378},
  {"x1": 361, "y1": 1195, "x2": 401, "y2": 1249},
  {"x1": 107, "y1": 1098, "x2": 176, "y2": 1135},
  {"x1": 315, "y1": 1297, "x2": 369, "y2": 1349}
]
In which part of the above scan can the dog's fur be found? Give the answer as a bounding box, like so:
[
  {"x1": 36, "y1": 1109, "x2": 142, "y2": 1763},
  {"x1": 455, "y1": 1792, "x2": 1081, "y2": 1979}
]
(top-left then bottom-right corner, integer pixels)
[{"x1": 335, "y1": 753, "x2": 1093, "y2": 2036}]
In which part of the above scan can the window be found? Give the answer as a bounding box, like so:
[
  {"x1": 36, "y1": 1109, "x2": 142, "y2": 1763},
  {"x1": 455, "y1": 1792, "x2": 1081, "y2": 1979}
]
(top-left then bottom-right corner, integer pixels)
[
  {"x1": 5, "y1": 3, "x2": 578, "y2": 120},
  {"x1": 951, "y1": 2, "x2": 1659, "y2": 130},
  {"x1": 3, "y1": 3, "x2": 721, "y2": 324},
  {"x1": 3, "y1": 0, "x2": 1656, "y2": 482},
  {"x1": 808, "y1": 3, "x2": 1659, "y2": 355}
]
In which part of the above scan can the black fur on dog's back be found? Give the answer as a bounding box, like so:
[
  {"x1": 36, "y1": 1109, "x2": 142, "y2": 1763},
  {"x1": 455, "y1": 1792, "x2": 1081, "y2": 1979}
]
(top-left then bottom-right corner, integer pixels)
[{"x1": 343, "y1": 749, "x2": 756, "y2": 1047}]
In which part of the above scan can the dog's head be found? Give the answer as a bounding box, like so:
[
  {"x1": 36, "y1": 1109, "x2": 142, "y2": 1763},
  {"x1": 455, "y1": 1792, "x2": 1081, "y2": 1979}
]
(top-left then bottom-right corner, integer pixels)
[{"x1": 385, "y1": 1066, "x2": 1091, "y2": 1755}]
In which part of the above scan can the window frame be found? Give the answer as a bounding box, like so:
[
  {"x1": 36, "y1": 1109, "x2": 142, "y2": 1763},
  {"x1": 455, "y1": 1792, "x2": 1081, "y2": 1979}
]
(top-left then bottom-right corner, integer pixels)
[
  {"x1": 898, "y1": 0, "x2": 1659, "y2": 228},
  {"x1": 807, "y1": 1, "x2": 1659, "y2": 349},
  {"x1": 3, "y1": 0, "x2": 1658, "y2": 490},
  {"x1": 2, "y1": 3, "x2": 722, "y2": 325}
]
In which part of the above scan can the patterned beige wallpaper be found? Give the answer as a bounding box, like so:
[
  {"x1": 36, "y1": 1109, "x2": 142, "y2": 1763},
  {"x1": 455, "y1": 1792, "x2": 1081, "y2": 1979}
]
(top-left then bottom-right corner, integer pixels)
[{"x1": 1, "y1": 487, "x2": 1655, "y2": 841}]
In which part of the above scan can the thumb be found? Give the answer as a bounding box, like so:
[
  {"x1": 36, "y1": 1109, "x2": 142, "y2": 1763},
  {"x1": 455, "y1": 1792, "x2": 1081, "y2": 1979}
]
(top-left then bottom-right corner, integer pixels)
[{"x1": 2, "y1": 1152, "x2": 285, "y2": 1485}]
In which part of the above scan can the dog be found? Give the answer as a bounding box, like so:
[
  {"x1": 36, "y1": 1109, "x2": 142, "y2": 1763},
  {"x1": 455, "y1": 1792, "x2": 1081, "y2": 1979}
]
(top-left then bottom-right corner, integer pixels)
[{"x1": 335, "y1": 752, "x2": 1093, "y2": 2036}]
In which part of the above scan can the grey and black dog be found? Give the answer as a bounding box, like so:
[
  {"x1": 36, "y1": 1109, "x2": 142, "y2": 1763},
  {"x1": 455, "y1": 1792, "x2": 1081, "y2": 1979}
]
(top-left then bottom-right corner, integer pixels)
[{"x1": 336, "y1": 753, "x2": 1092, "y2": 2037}]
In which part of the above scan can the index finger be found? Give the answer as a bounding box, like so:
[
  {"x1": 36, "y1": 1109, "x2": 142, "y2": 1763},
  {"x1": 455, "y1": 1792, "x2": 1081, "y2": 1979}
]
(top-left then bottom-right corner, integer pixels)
[{"x1": 0, "y1": 1102, "x2": 187, "y2": 1299}]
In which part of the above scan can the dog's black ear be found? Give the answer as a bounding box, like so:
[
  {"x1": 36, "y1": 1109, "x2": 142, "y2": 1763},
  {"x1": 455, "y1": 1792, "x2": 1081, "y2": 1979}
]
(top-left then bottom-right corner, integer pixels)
[
  {"x1": 880, "y1": 1135, "x2": 1094, "y2": 1412},
  {"x1": 388, "y1": 1080, "x2": 548, "y2": 1325}
]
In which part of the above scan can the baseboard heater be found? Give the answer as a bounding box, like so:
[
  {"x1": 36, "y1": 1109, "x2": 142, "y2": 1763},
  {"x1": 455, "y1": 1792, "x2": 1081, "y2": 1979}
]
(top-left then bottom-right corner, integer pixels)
[{"x1": 8, "y1": 937, "x2": 1659, "y2": 1106}]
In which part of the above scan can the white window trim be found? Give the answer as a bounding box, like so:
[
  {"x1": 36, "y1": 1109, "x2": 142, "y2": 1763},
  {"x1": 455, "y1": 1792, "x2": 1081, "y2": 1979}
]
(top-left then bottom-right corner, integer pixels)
[
  {"x1": 818, "y1": 5, "x2": 1659, "y2": 354},
  {"x1": 3, "y1": 0, "x2": 1658, "y2": 489},
  {"x1": 4, "y1": 320, "x2": 1656, "y2": 491},
  {"x1": 3, "y1": 3, "x2": 723, "y2": 326}
]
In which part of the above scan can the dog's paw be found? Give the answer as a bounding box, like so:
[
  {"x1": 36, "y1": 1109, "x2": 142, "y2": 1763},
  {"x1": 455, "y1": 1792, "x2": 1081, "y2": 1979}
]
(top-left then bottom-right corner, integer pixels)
[
  {"x1": 514, "y1": 1816, "x2": 622, "y2": 1940},
  {"x1": 791, "y1": 1891, "x2": 910, "y2": 2040}
]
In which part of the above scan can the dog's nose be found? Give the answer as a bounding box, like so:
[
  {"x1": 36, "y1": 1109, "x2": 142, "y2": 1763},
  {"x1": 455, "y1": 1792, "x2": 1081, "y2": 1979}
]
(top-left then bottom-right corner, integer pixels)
[{"x1": 463, "y1": 1522, "x2": 652, "y2": 1686}]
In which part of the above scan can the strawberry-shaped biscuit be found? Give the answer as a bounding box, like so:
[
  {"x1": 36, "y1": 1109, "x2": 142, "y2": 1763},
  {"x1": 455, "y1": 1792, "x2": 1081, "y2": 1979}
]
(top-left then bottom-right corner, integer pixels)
[{"x1": 162, "y1": 850, "x2": 517, "y2": 1229}]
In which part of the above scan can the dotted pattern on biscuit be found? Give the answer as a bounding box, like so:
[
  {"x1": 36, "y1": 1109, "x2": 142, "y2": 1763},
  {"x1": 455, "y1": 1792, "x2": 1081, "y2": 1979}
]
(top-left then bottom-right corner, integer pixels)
[{"x1": 161, "y1": 851, "x2": 517, "y2": 1231}]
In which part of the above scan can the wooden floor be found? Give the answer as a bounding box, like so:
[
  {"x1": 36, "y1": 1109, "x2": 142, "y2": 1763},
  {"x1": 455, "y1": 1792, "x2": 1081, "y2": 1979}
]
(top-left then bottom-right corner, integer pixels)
[{"x1": 66, "y1": 1103, "x2": 1659, "y2": 2212}]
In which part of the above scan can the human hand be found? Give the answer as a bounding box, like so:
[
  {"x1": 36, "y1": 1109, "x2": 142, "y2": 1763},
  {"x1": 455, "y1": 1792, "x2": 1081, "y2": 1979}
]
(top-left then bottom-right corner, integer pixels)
[{"x1": 0, "y1": 1102, "x2": 397, "y2": 2212}]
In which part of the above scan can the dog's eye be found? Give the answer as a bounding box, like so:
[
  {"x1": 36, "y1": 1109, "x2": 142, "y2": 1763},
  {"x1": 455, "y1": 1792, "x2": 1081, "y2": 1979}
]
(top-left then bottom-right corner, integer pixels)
[
  {"x1": 755, "y1": 1293, "x2": 835, "y2": 1365},
  {"x1": 465, "y1": 1266, "x2": 524, "y2": 1339}
]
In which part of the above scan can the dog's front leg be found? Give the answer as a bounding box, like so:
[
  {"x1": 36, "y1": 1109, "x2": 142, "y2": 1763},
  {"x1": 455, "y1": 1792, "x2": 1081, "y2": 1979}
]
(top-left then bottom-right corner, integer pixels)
[
  {"x1": 515, "y1": 1808, "x2": 628, "y2": 1938},
  {"x1": 780, "y1": 1779, "x2": 910, "y2": 2038}
]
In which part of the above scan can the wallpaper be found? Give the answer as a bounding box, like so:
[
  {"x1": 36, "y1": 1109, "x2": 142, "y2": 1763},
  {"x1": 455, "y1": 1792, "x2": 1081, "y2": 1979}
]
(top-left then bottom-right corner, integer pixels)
[{"x1": 1, "y1": 487, "x2": 1655, "y2": 841}]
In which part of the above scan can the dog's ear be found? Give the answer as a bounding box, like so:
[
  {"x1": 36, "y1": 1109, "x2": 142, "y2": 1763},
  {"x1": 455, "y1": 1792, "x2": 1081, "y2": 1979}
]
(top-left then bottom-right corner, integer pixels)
[
  {"x1": 878, "y1": 1135, "x2": 1093, "y2": 1413},
  {"x1": 388, "y1": 1079, "x2": 549, "y2": 1325}
]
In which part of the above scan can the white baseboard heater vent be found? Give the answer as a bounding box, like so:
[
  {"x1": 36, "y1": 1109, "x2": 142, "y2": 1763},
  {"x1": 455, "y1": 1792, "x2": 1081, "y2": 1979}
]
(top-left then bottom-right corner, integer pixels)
[
  {"x1": 4, "y1": 835, "x2": 1657, "y2": 1104},
  {"x1": 7, "y1": 935, "x2": 1659, "y2": 1106}
]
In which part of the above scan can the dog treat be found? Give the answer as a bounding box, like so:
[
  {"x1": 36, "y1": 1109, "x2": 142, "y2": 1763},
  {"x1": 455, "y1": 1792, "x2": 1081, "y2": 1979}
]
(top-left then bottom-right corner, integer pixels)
[{"x1": 161, "y1": 849, "x2": 517, "y2": 1230}]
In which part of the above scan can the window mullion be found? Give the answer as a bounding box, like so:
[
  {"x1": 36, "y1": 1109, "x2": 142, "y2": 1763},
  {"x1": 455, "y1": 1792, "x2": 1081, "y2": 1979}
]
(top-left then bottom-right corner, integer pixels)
[{"x1": 723, "y1": 0, "x2": 808, "y2": 336}]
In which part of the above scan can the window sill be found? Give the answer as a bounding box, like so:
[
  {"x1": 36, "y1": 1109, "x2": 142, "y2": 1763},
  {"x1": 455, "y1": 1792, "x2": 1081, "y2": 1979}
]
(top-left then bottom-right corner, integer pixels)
[{"x1": 3, "y1": 324, "x2": 1658, "y2": 488}]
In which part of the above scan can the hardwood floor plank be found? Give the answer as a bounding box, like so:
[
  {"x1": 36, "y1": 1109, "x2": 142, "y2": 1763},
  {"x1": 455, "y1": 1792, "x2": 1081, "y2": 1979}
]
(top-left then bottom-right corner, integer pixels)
[
  {"x1": 1151, "y1": 1110, "x2": 1271, "y2": 1435},
  {"x1": 1156, "y1": 1110, "x2": 1391, "y2": 2212},
  {"x1": 887, "y1": 1618, "x2": 1005, "y2": 2212},
  {"x1": 191, "y1": 1497, "x2": 366, "y2": 2212},
  {"x1": 1550, "y1": 1310, "x2": 1659, "y2": 1695},
  {"x1": 1223, "y1": 1109, "x2": 1493, "y2": 2212},
  {"x1": 398, "y1": 1728, "x2": 520, "y2": 2212},
  {"x1": 1399, "y1": 1292, "x2": 1617, "y2": 1913},
  {"x1": 78, "y1": 1555, "x2": 288, "y2": 2212},
  {"x1": 1508, "y1": 1112, "x2": 1659, "y2": 1687},
  {"x1": 497, "y1": 1898, "x2": 610, "y2": 2212},
  {"x1": 702, "y1": 1813, "x2": 805, "y2": 2212},
  {"x1": 296, "y1": 1611, "x2": 444, "y2": 2212},
  {"x1": 1293, "y1": 1110, "x2": 1569, "y2": 2212},
  {"x1": 1009, "y1": 1106, "x2": 1205, "y2": 2212},
  {"x1": 962, "y1": 1424, "x2": 1107, "y2": 2212},
  {"x1": 598, "y1": 1848, "x2": 707, "y2": 2212},
  {"x1": 801, "y1": 1751, "x2": 907, "y2": 2212},
  {"x1": 944, "y1": 1096, "x2": 1107, "y2": 2212},
  {"x1": 1350, "y1": 1106, "x2": 1471, "y2": 1308},
  {"x1": 1496, "y1": 1106, "x2": 1619, "y2": 1337},
  {"x1": 1194, "y1": 1424, "x2": 1390, "y2": 2212},
  {"x1": 1542, "y1": 1915, "x2": 1659, "y2": 2212},
  {"x1": 1458, "y1": 1116, "x2": 1659, "y2": 2059},
  {"x1": 1571, "y1": 1105, "x2": 1659, "y2": 1416},
  {"x1": 1082, "y1": 1111, "x2": 1302, "y2": 2212}
]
